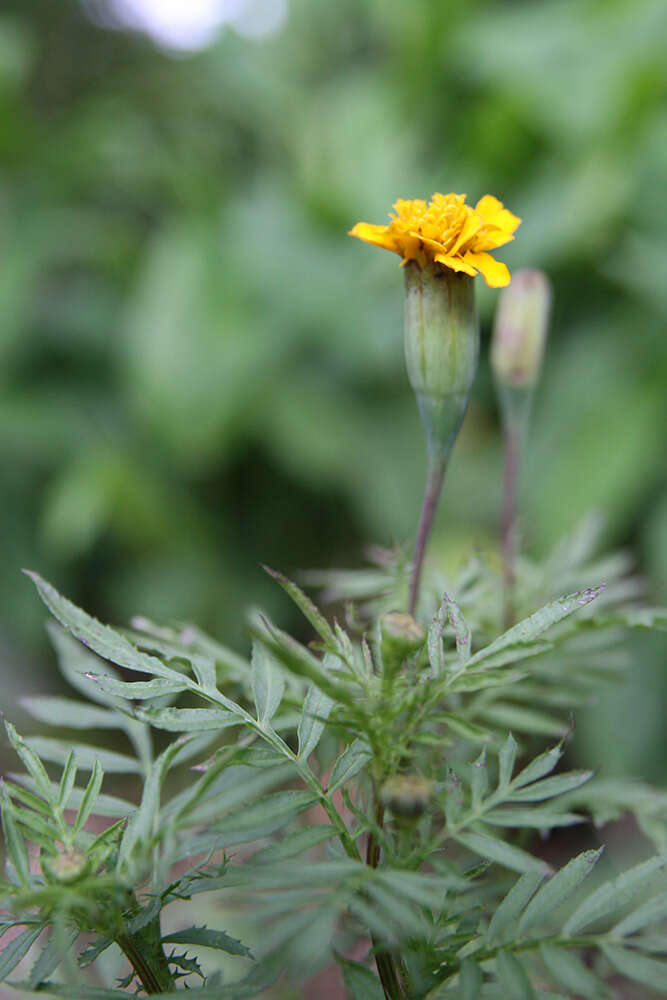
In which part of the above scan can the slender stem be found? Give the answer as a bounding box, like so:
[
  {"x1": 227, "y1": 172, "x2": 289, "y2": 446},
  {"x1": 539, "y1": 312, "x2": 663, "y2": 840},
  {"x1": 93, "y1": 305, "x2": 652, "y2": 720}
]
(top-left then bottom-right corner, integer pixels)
[
  {"x1": 117, "y1": 930, "x2": 175, "y2": 994},
  {"x1": 365, "y1": 796, "x2": 405, "y2": 1000},
  {"x1": 408, "y1": 458, "x2": 446, "y2": 616},
  {"x1": 500, "y1": 425, "x2": 520, "y2": 629}
]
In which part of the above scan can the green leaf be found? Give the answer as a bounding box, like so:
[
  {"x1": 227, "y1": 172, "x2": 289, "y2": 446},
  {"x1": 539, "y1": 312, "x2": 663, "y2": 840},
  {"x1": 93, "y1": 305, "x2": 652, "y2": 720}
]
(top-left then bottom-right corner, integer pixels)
[
  {"x1": 297, "y1": 682, "x2": 334, "y2": 760},
  {"x1": 442, "y1": 592, "x2": 472, "y2": 665},
  {"x1": 470, "y1": 749, "x2": 488, "y2": 808},
  {"x1": 509, "y1": 771, "x2": 593, "y2": 802},
  {"x1": 90, "y1": 674, "x2": 188, "y2": 700},
  {"x1": 454, "y1": 832, "x2": 550, "y2": 875},
  {"x1": 496, "y1": 949, "x2": 536, "y2": 999},
  {"x1": 487, "y1": 869, "x2": 545, "y2": 943},
  {"x1": 512, "y1": 744, "x2": 564, "y2": 788},
  {"x1": 73, "y1": 758, "x2": 104, "y2": 834},
  {"x1": 162, "y1": 925, "x2": 252, "y2": 958},
  {"x1": 0, "y1": 925, "x2": 44, "y2": 981},
  {"x1": 428, "y1": 601, "x2": 446, "y2": 678},
  {"x1": 328, "y1": 739, "x2": 371, "y2": 794},
  {"x1": 481, "y1": 703, "x2": 568, "y2": 738},
  {"x1": 601, "y1": 943, "x2": 667, "y2": 991},
  {"x1": 4, "y1": 721, "x2": 53, "y2": 801},
  {"x1": 251, "y1": 642, "x2": 285, "y2": 723},
  {"x1": 519, "y1": 849, "x2": 603, "y2": 933},
  {"x1": 498, "y1": 733, "x2": 518, "y2": 789},
  {"x1": 539, "y1": 943, "x2": 607, "y2": 999},
  {"x1": 26, "y1": 737, "x2": 140, "y2": 774},
  {"x1": 611, "y1": 891, "x2": 667, "y2": 936},
  {"x1": 135, "y1": 706, "x2": 240, "y2": 732},
  {"x1": 20, "y1": 697, "x2": 121, "y2": 731},
  {"x1": 460, "y1": 958, "x2": 483, "y2": 1000},
  {"x1": 485, "y1": 808, "x2": 584, "y2": 829},
  {"x1": 119, "y1": 738, "x2": 187, "y2": 864},
  {"x1": 437, "y1": 714, "x2": 491, "y2": 743},
  {"x1": 336, "y1": 955, "x2": 384, "y2": 1000},
  {"x1": 252, "y1": 618, "x2": 354, "y2": 705},
  {"x1": 56, "y1": 752, "x2": 78, "y2": 812},
  {"x1": 10, "y1": 774, "x2": 131, "y2": 819},
  {"x1": 468, "y1": 586, "x2": 605, "y2": 666},
  {"x1": 564, "y1": 855, "x2": 667, "y2": 934},
  {"x1": 210, "y1": 790, "x2": 317, "y2": 840},
  {"x1": 28, "y1": 925, "x2": 79, "y2": 988},
  {"x1": 26, "y1": 572, "x2": 182, "y2": 682},
  {"x1": 263, "y1": 566, "x2": 337, "y2": 649},
  {"x1": 253, "y1": 825, "x2": 335, "y2": 863},
  {"x1": 1, "y1": 793, "x2": 31, "y2": 886}
]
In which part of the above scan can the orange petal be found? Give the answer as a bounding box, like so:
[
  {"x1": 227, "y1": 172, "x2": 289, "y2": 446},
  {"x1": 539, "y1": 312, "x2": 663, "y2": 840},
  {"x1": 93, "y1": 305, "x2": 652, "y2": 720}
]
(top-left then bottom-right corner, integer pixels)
[
  {"x1": 434, "y1": 253, "x2": 478, "y2": 276},
  {"x1": 464, "y1": 251, "x2": 510, "y2": 287}
]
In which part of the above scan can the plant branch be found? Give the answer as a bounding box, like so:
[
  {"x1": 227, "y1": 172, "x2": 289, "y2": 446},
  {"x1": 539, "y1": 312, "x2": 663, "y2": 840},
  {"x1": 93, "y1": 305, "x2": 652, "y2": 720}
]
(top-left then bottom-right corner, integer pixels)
[{"x1": 409, "y1": 458, "x2": 446, "y2": 616}]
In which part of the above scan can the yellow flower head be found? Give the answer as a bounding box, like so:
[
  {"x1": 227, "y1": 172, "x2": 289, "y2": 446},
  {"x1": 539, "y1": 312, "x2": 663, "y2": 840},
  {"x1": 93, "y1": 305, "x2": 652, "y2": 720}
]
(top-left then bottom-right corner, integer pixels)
[{"x1": 349, "y1": 192, "x2": 520, "y2": 288}]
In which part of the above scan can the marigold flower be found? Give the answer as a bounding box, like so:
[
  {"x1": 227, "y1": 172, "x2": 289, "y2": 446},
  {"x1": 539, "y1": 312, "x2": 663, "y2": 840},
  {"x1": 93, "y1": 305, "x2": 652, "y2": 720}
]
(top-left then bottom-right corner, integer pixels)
[{"x1": 349, "y1": 192, "x2": 520, "y2": 288}]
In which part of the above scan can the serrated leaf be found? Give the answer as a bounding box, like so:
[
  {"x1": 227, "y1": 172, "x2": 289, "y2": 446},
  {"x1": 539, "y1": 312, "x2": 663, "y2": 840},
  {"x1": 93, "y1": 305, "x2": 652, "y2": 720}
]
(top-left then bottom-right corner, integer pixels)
[
  {"x1": 251, "y1": 642, "x2": 284, "y2": 723},
  {"x1": 190, "y1": 654, "x2": 217, "y2": 692},
  {"x1": 11, "y1": 774, "x2": 131, "y2": 819},
  {"x1": 162, "y1": 925, "x2": 252, "y2": 958},
  {"x1": 485, "y1": 808, "x2": 583, "y2": 829},
  {"x1": 56, "y1": 752, "x2": 77, "y2": 812},
  {"x1": 0, "y1": 925, "x2": 44, "y2": 981},
  {"x1": 498, "y1": 733, "x2": 518, "y2": 789},
  {"x1": 437, "y1": 714, "x2": 491, "y2": 742},
  {"x1": 336, "y1": 955, "x2": 384, "y2": 1000},
  {"x1": 519, "y1": 849, "x2": 603, "y2": 933},
  {"x1": 470, "y1": 749, "x2": 488, "y2": 808},
  {"x1": 512, "y1": 744, "x2": 564, "y2": 789},
  {"x1": 119, "y1": 738, "x2": 187, "y2": 864},
  {"x1": 496, "y1": 949, "x2": 536, "y2": 999},
  {"x1": 442, "y1": 592, "x2": 472, "y2": 665},
  {"x1": 90, "y1": 674, "x2": 188, "y2": 699},
  {"x1": 564, "y1": 856, "x2": 667, "y2": 934},
  {"x1": 210, "y1": 790, "x2": 317, "y2": 839},
  {"x1": 428, "y1": 601, "x2": 446, "y2": 678},
  {"x1": 539, "y1": 944, "x2": 607, "y2": 999},
  {"x1": 611, "y1": 891, "x2": 667, "y2": 936},
  {"x1": 26, "y1": 572, "x2": 183, "y2": 682},
  {"x1": 26, "y1": 737, "x2": 140, "y2": 774},
  {"x1": 454, "y1": 832, "x2": 550, "y2": 875},
  {"x1": 602, "y1": 943, "x2": 667, "y2": 991},
  {"x1": 28, "y1": 925, "x2": 79, "y2": 988},
  {"x1": 135, "y1": 706, "x2": 239, "y2": 732},
  {"x1": 1, "y1": 795, "x2": 31, "y2": 886},
  {"x1": 328, "y1": 739, "x2": 371, "y2": 794},
  {"x1": 487, "y1": 869, "x2": 545, "y2": 943},
  {"x1": 297, "y1": 682, "x2": 334, "y2": 760},
  {"x1": 253, "y1": 619, "x2": 354, "y2": 705},
  {"x1": 469, "y1": 587, "x2": 605, "y2": 667},
  {"x1": 263, "y1": 566, "x2": 337, "y2": 648},
  {"x1": 509, "y1": 771, "x2": 593, "y2": 802},
  {"x1": 460, "y1": 958, "x2": 483, "y2": 1000},
  {"x1": 253, "y1": 825, "x2": 335, "y2": 863},
  {"x1": 73, "y1": 758, "x2": 104, "y2": 834},
  {"x1": 4, "y1": 721, "x2": 53, "y2": 801}
]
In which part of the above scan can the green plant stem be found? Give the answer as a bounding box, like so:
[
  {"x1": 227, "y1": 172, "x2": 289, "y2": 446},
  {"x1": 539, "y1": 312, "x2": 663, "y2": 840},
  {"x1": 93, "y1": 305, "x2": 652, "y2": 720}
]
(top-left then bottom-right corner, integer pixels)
[
  {"x1": 365, "y1": 795, "x2": 407, "y2": 1000},
  {"x1": 409, "y1": 457, "x2": 446, "y2": 616},
  {"x1": 116, "y1": 928, "x2": 175, "y2": 994},
  {"x1": 500, "y1": 425, "x2": 520, "y2": 628}
]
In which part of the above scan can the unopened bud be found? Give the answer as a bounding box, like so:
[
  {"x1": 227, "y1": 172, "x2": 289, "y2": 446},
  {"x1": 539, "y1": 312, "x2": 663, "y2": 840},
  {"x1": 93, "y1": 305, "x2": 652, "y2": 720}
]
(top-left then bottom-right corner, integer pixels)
[
  {"x1": 380, "y1": 611, "x2": 425, "y2": 675},
  {"x1": 404, "y1": 263, "x2": 479, "y2": 464},
  {"x1": 381, "y1": 775, "x2": 433, "y2": 819},
  {"x1": 42, "y1": 848, "x2": 92, "y2": 885},
  {"x1": 491, "y1": 269, "x2": 551, "y2": 388}
]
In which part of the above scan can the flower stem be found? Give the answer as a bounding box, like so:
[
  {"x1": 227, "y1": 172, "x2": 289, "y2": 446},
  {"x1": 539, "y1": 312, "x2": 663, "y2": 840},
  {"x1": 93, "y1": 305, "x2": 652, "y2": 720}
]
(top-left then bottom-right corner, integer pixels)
[
  {"x1": 501, "y1": 425, "x2": 520, "y2": 628},
  {"x1": 366, "y1": 796, "x2": 406, "y2": 1000},
  {"x1": 408, "y1": 457, "x2": 446, "y2": 616}
]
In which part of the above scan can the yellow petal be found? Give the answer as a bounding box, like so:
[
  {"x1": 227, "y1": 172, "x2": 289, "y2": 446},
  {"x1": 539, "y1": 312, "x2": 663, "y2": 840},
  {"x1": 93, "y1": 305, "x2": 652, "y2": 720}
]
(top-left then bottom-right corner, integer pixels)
[
  {"x1": 473, "y1": 229, "x2": 515, "y2": 251},
  {"x1": 464, "y1": 251, "x2": 510, "y2": 288},
  {"x1": 475, "y1": 195, "x2": 521, "y2": 235},
  {"x1": 434, "y1": 253, "x2": 478, "y2": 276},
  {"x1": 450, "y1": 213, "x2": 483, "y2": 255},
  {"x1": 348, "y1": 222, "x2": 400, "y2": 256}
]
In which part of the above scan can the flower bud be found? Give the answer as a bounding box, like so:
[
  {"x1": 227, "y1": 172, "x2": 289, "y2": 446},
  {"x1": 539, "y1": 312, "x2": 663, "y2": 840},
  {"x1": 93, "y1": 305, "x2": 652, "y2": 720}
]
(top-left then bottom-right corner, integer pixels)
[
  {"x1": 404, "y1": 262, "x2": 479, "y2": 464},
  {"x1": 42, "y1": 847, "x2": 93, "y2": 885},
  {"x1": 380, "y1": 775, "x2": 433, "y2": 819},
  {"x1": 491, "y1": 269, "x2": 551, "y2": 388},
  {"x1": 380, "y1": 611, "x2": 425, "y2": 675}
]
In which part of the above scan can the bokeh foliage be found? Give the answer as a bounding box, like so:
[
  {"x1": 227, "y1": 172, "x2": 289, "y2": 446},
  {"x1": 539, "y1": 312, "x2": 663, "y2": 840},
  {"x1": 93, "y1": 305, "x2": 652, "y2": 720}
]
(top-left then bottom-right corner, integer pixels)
[{"x1": 0, "y1": 0, "x2": 665, "y2": 753}]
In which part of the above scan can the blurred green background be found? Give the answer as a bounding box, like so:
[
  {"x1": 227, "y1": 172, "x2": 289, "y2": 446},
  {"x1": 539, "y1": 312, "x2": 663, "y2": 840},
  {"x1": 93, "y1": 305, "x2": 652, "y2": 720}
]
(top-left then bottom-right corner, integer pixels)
[{"x1": 1, "y1": 0, "x2": 666, "y2": 773}]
